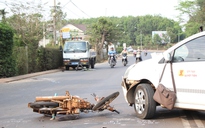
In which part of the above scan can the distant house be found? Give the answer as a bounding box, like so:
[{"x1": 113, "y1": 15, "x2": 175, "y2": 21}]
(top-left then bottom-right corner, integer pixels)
[
  {"x1": 39, "y1": 24, "x2": 88, "y2": 47},
  {"x1": 60, "y1": 24, "x2": 87, "y2": 40}
]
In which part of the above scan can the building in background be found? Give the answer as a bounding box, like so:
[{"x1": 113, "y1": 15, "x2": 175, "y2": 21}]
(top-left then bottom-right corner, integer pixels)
[
  {"x1": 60, "y1": 24, "x2": 87, "y2": 40},
  {"x1": 152, "y1": 31, "x2": 170, "y2": 44},
  {"x1": 39, "y1": 24, "x2": 87, "y2": 47}
]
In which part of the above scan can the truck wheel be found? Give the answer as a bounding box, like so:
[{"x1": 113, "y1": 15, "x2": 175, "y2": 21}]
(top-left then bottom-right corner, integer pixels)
[
  {"x1": 29, "y1": 101, "x2": 59, "y2": 108},
  {"x1": 90, "y1": 59, "x2": 95, "y2": 69},
  {"x1": 86, "y1": 65, "x2": 90, "y2": 69},
  {"x1": 65, "y1": 66, "x2": 69, "y2": 70},
  {"x1": 134, "y1": 83, "x2": 156, "y2": 119}
]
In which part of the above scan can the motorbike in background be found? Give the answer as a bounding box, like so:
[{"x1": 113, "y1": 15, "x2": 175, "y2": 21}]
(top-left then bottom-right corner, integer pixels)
[
  {"x1": 109, "y1": 54, "x2": 116, "y2": 68},
  {"x1": 122, "y1": 53, "x2": 128, "y2": 66},
  {"x1": 144, "y1": 50, "x2": 148, "y2": 56},
  {"x1": 136, "y1": 52, "x2": 142, "y2": 63}
]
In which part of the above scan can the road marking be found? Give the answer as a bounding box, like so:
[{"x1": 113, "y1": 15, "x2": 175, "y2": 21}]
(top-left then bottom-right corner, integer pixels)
[
  {"x1": 181, "y1": 117, "x2": 191, "y2": 128},
  {"x1": 180, "y1": 111, "x2": 191, "y2": 128},
  {"x1": 180, "y1": 110, "x2": 205, "y2": 128},
  {"x1": 192, "y1": 114, "x2": 204, "y2": 128}
]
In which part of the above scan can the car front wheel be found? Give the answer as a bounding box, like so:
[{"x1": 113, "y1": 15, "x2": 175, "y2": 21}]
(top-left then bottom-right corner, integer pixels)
[{"x1": 134, "y1": 83, "x2": 156, "y2": 119}]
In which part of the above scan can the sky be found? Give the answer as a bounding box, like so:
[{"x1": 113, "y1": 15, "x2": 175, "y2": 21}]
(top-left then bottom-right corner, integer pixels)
[{"x1": 0, "y1": 0, "x2": 181, "y2": 21}]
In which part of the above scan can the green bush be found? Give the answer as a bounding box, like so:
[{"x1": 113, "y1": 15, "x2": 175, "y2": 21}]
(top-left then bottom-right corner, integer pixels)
[
  {"x1": 13, "y1": 46, "x2": 63, "y2": 76},
  {"x1": 44, "y1": 48, "x2": 62, "y2": 70},
  {"x1": 0, "y1": 23, "x2": 16, "y2": 78},
  {"x1": 13, "y1": 46, "x2": 27, "y2": 75},
  {"x1": 116, "y1": 47, "x2": 123, "y2": 54},
  {"x1": 36, "y1": 47, "x2": 63, "y2": 71}
]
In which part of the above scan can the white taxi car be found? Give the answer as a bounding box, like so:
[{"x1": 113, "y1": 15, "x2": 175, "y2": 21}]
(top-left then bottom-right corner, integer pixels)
[{"x1": 121, "y1": 31, "x2": 205, "y2": 119}]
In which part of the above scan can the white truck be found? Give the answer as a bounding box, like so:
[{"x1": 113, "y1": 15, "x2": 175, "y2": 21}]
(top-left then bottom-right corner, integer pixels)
[
  {"x1": 121, "y1": 31, "x2": 205, "y2": 119},
  {"x1": 63, "y1": 40, "x2": 96, "y2": 70}
]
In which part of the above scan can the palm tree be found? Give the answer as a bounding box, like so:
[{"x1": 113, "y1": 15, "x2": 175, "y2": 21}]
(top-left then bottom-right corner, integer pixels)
[{"x1": 0, "y1": 9, "x2": 7, "y2": 22}]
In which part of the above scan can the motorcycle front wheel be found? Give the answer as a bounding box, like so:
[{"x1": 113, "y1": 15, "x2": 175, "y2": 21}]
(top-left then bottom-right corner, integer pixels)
[
  {"x1": 110, "y1": 59, "x2": 114, "y2": 68},
  {"x1": 123, "y1": 60, "x2": 126, "y2": 66},
  {"x1": 92, "y1": 91, "x2": 119, "y2": 111},
  {"x1": 136, "y1": 57, "x2": 141, "y2": 63}
]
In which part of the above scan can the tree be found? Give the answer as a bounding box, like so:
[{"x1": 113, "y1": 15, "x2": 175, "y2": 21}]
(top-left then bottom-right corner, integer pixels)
[
  {"x1": 153, "y1": 34, "x2": 161, "y2": 45},
  {"x1": 176, "y1": 0, "x2": 198, "y2": 24},
  {"x1": 176, "y1": 0, "x2": 205, "y2": 36},
  {"x1": 7, "y1": 2, "x2": 44, "y2": 47},
  {"x1": 126, "y1": 17, "x2": 138, "y2": 46},
  {"x1": 7, "y1": 1, "x2": 45, "y2": 73},
  {"x1": 0, "y1": 9, "x2": 7, "y2": 23},
  {"x1": 88, "y1": 17, "x2": 114, "y2": 61},
  {"x1": 166, "y1": 23, "x2": 183, "y2": 43},
  {"x1": 161, "y1": 33, "x2": 170, "y2": 44},
  {"x1": 0, "y1": 23, "x2": 16, "y2": 77},
  {"x1": 195, "y1": 0, "x2": 205, "y2": 24},
  {"x1": 48, "y1": 2, "x2": 68, "y2": 45}
]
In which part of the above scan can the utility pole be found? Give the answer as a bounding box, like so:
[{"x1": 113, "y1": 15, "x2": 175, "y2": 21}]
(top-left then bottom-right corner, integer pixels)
[
  {"x1": 140, "y1": 31, "x2": 142, "y2": 50},
  {"x1": 43, "y1": 23, "x2": 46, "y2": 47},
  {"x1": 53, "y1": 0, "x2": 56, "y2": 46}
]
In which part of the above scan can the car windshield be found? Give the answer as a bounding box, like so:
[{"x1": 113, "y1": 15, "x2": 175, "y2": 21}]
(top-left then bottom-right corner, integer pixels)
[{"x1": 64, "y1": 42, "x2": 87, "y2": 53}]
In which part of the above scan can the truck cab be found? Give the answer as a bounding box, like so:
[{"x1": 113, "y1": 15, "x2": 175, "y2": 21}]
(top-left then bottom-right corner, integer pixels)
[{"x1": 63, "y1": 40, "x2": 96, "y2": 70}]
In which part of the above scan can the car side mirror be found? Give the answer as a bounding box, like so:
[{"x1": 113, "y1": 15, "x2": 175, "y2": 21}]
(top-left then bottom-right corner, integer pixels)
[
  {"x1": 89, "y1": 45, "x2": 92, "y2": 49},
  {"x1": 163, "y1": 52, "x2": 171, "y2": 62}
]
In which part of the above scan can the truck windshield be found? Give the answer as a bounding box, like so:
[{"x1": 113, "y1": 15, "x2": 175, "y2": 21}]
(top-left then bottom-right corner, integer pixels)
[{"x1": 63, "y1": 42, "x2": 87, "y2": 53}]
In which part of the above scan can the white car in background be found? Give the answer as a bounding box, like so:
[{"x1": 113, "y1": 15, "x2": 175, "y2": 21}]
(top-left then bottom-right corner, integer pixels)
[
  {"x1": 127, "y1": 46, "x2": 133, "y2": 52},
  {"x1": 121, "y1": 31, "x2": 205, "y2": 119}
]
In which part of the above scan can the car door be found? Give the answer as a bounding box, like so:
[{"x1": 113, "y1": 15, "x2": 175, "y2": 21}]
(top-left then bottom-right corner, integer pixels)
[{"x1": 164, "y1": 35, "x2": 205, "y2": 109}]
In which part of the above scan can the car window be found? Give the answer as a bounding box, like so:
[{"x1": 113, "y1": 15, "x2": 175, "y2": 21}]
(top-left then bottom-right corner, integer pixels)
[{"x1": 173, "y1": 35, "x2": 205, "y2": 62}]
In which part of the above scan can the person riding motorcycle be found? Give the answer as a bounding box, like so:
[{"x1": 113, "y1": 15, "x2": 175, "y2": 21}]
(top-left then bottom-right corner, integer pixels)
[
  {"x1": 108, "y1": 47, "x2": 116, "y2": 63},
  {"x1": 121, "y1": 48, "x2": 128, "y2": 63},
  {"x1": 136, "y1": 47, "x2": 142, "y2": 61},
  {"x1": 133, "y1": 49, "x2": 137, "y2": 57}
]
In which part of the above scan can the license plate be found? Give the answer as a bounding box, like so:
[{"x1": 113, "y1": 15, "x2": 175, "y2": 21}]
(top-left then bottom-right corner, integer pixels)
[{"x1": 71, "y1": 62, "x2": 79, "y2": 65}]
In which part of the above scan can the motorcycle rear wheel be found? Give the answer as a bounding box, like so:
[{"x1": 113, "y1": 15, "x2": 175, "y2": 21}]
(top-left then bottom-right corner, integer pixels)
[{"x1": 29, "y1": 101, "x2": 59, "y2": 108}]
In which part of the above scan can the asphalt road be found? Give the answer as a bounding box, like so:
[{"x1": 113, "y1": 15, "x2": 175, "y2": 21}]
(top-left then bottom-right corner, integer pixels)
[{"x1": 0, "y1": 52, "x2": 205, "y2": 128}]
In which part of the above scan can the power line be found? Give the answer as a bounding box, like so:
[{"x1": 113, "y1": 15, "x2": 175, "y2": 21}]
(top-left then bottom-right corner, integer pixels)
[
  {"x1": 62, "y1": 0, "x2": 71, "y2": 8},
  {"x1": 70, "y1": 0, "x2": 91, "y2": 18},
  {"x1": 63, "y1": 6, "x2": 81, "y2": 19}
]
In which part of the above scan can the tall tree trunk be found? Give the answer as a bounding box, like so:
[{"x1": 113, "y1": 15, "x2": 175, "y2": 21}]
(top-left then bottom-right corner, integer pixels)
[{"x1": 100, "y1": 33, "x2": 106, "y2": 59}]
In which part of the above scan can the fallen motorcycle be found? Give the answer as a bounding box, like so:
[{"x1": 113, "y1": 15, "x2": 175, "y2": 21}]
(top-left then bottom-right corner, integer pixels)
[{"x1": 28, "y1": 91, "x2": 120, "y2": 120}]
